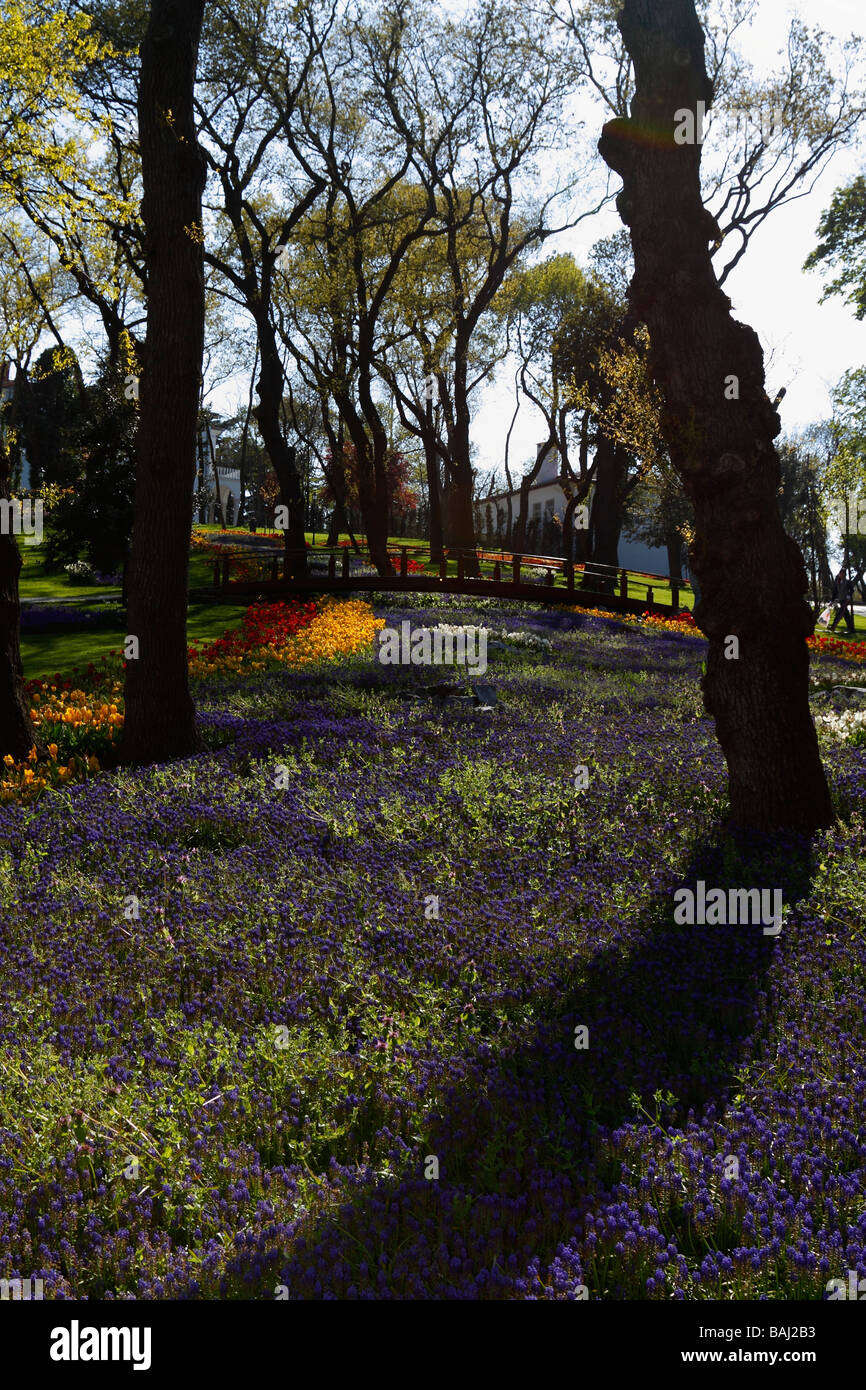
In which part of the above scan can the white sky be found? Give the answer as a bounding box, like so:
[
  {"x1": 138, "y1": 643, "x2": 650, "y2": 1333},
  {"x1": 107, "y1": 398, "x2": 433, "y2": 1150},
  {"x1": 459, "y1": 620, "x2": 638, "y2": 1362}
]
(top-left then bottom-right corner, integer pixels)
[{"x1": 469, "y1": 0, "x2": 866, "y2": 479}]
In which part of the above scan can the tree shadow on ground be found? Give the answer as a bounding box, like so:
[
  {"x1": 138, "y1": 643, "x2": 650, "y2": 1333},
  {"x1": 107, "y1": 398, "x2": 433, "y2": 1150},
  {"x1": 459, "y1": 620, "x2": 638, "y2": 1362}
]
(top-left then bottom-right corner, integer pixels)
[{"x1": 224, "y1": 827, "x2": 820, "y2": 1299}]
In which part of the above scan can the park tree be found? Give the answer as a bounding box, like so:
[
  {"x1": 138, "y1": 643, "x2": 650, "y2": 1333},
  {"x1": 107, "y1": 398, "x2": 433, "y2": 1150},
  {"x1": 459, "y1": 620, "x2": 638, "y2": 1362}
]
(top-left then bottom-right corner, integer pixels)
[
  {"x1": 7, "y1": 0, "x2": 146, "y2": 371},
  {"x1": 275, "y1": 177, "x2": 435, "y2": 575},
  {"x1": 623, "y1": 464, "x2": 694, "y2": 586},
  {"x1": 43, "y1": 346, "x2": 137, "y2": 576},
  {"x1": 0, "y1": 0, "x2": 108, "y2": 760},
  {"x1": 775, "y1": 434, "x2": 834, "y2": 608},
  {"x1": 557, "y1": 0, "x2": 865, "y2": 578},
  {"x1": 823, "y1": 369, "x2": 866, "y2": 573},
  {"x1": 365, "y1": 0, "x2": 598, "y2": 574},
  {"x1": 322, "y1": 442, "x2": 417, "y2": 530},
  {"x1": 17, "y1": 345, "x2": 86, "y2": 493},
  {"x1": 805, "y1": 174, "x2": 866, "y2": 320},
  {"x1": 499, "y1": 254, "x2": 606, "y2": 557},
  {"x1": 0, "y1": 219, "x2": 80, "y2": 491},
  {"x1": 574, "y1": 319, "x2": 670, "y2": 581},
  {"x1": 374, "y1": 192, "x2": 508, "y2": 563},
  {"x1": 194, "y1": 0, "x2": 337, "y2": 576},
  {"x1": 597, "y1": 0, "x2": 834, "y2": 831},
  {"x1": 117, "y1": 0, "x2": 207, "y2": 765}
]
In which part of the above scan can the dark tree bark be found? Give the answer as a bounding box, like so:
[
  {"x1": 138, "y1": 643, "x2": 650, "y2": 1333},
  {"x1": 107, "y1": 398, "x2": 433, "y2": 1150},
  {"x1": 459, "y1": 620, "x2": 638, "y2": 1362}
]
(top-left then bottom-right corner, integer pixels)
[
  {"x1": 423, "y1": 432, "x2": 444, "y2": 565},
  {"x1": 442, "y1": 352, "x2": 480, "y2": 575},
  {"x1": 254, "y1": 317, "x2": 307, "y2": 577},
  {"x1": 0, "y1": 435, "x2": 39, "y2": 760},
  {"x1": 117, "y1": 0, "x2": 207, "y2": 766},
  {"x1": 666, "y1": 528, "x2": 683, "y2": 584},
  {"x1": 586, "y1": 434, "x2": 630, "y2": 592},
  {"x1": 598, "y1": 0, "x2": 834, "y2": 831}
]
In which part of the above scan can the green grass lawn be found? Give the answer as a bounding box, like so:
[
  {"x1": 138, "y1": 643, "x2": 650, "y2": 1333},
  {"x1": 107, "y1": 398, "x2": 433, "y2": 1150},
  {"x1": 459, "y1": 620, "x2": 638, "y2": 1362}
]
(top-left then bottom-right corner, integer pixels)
[
  {"x1": 19, "y1": 547, "x2": 119, "y2": 600},
  {"x1": 22, "y1": 603, "x2": 249, "y2": 683}
]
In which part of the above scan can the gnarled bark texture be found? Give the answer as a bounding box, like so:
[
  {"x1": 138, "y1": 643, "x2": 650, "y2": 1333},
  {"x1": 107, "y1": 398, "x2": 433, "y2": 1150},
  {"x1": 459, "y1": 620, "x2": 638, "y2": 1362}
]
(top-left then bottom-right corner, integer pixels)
[
  {"x1": 118, "y1": 0, "x2": 207, "y2": 766},
  {"x1": 598, "y1": 0, "x2": 833, "y2": 831}
]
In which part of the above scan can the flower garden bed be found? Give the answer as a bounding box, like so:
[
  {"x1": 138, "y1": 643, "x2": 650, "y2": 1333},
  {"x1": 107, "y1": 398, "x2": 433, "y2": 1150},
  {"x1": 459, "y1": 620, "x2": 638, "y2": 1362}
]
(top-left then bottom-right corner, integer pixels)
[{"x1": 0, "y1": 601, "x2": 864, "y2": 1299}]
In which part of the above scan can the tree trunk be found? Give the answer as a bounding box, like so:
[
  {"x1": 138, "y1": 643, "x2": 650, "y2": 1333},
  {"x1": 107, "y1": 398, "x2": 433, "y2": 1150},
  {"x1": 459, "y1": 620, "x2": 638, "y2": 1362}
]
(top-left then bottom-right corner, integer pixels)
[
  {"x1": 326, "y1": 495, "x2": 348, "y2": 547},
  {"x1": 254, "y1": 318, "x2": 307, "y2": 577},
  {"x1": 117, "y1": 0, "x2": 206, "y2": 767},
  {"x1": 446, "y1": 355, "x2": 480, "y2": 575},
  {"x1": 196, "y1": 425, "x2": 208, "y2": 523},
  {"x1": 424, "y1": 432, "x2": 444, "y2": 565},
  {"x1": 339, "y1": 406, "x2": 393, "y2": 576},
  {"x1": 598, "y1": 0, "x2": 834, "y2": 832},
  {"x1": 236, "y1": 346, "x2": 258, "y2": 525},
  {"x1": 0, "y1": 435, "x2": 39, "y2": 759},
  {"x1": 586, "y1": 435, "x2": 628, "y2": 592},
  {"x1": 666, "y1": 528, "x2": 683, "y2": 583}
]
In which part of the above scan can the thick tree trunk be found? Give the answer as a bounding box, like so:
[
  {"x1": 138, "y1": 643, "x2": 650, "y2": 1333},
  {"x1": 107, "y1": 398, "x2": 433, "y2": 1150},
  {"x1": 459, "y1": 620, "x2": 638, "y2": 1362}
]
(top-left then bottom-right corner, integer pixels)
[
  {"x1": 117, "y1": 0, "x2": 206, "y2": 767},
  {"x1": 598, "y1": 0, "x2": 833, "y2": 831},
  {"x1": 586, "y1": 435, "x2": 628, "y2": 592},
  {"x1": 0, "y1": 436, "x2": 39, "y2": 759},
  {"x1": 360, "y1": 468, "x2": 393, "y2": 575},
  {"x1": 339, "y1": 405, "x2": 393, "y2": 576}
]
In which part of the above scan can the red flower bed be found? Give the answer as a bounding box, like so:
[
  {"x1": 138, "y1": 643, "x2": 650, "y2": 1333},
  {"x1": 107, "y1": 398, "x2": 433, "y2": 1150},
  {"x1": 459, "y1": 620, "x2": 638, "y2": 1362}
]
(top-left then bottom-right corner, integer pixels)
[{"x1": 189, "y1": 600, "x2": 318, "y2": 663}]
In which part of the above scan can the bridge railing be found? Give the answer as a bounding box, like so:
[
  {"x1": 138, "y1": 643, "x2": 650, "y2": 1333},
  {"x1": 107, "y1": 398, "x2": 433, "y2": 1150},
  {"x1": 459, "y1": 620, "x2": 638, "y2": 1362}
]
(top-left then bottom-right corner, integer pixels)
[{"x1": 208, "y1": 539, "x2": 693, "y2": 614}]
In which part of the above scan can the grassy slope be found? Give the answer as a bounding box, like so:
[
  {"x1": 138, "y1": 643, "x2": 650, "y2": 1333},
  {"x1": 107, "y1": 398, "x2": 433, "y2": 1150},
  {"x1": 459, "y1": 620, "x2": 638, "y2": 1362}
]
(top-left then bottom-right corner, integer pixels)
[{"x1": 22, "y1": 603, "x2": 249, "y2": 682}]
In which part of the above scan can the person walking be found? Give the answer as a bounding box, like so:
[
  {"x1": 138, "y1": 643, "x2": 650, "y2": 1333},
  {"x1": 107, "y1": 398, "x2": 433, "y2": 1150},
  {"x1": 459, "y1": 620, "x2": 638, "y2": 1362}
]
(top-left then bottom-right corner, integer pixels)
[{"x1": 830, "y1": 568, "x2": 856, "y2": 635}]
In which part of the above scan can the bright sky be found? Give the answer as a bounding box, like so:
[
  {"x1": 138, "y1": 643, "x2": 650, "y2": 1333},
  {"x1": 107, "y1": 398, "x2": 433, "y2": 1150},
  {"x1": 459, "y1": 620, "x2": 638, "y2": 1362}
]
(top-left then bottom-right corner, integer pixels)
[{"x1": 471, "y1": 0, "x2": 866, "y2": 480}]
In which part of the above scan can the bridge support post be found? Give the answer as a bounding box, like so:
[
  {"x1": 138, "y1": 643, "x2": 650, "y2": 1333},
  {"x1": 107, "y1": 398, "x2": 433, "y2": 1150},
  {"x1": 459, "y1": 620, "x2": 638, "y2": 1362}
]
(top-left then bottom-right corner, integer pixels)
[
  {"x1": 328, "y1": 551, "x2": 336, "y2": 579},
  {"x1": 400, "y1": 547, "x2": 408, "y2": 579},
  {"x1": 221, "y1": 556, "x2": 229, "y2": 592},
  {"x1": 646, "y1": 586, "x2": 654, "y2": 606},
  {"x1": 566, "y1": 561, "x2": 574, "y2": 593},
  {"x1": 512, "y1": 555, "x2": 522, "y2": 586},
  {"x1": 342, "y1": 546, "x2": 350, "y2": 579},
  {"x1": 493, "y1": 561, "x2": 501, "y2": 583},
  {"x1": 439, "y1": 552, "x2": 447, "y2": 581},
  {"x1": 457, "y1": 552, "x2": 465, "y2": 582},
  {"x1": 620, "y1": 569, "x2": 628, "y2": 601},
  {"x1": 671, "y1": 583, "x2": 679, "y2": 611},
  {"x1": 271, "y1": 558, "x2": 279, "y2": 583}
]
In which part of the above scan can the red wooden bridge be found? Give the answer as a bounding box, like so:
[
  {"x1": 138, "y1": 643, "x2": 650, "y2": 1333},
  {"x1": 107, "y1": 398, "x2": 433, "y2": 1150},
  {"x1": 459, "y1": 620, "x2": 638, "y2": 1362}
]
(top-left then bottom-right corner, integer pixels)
[{"x1": 209, "y1": 539, "x2": 692, "y2": 618}]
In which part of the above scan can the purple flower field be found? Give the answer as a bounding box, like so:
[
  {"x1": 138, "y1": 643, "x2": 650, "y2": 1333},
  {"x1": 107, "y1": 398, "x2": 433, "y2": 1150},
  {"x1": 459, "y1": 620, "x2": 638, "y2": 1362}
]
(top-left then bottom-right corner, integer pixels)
[{"x1": 1, "y1": 601, "x2": 864, "y2": 1299}]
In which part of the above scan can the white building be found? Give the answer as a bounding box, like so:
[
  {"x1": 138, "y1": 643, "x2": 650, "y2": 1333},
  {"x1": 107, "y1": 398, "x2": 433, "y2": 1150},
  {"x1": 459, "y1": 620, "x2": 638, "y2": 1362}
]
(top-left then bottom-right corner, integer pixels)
[
  {"x1": 476, "y1": 442, "x2": 682, "y2": 578},
  {"x1": 199, "y1": 421, "x2": 243, "y2": 524}
]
